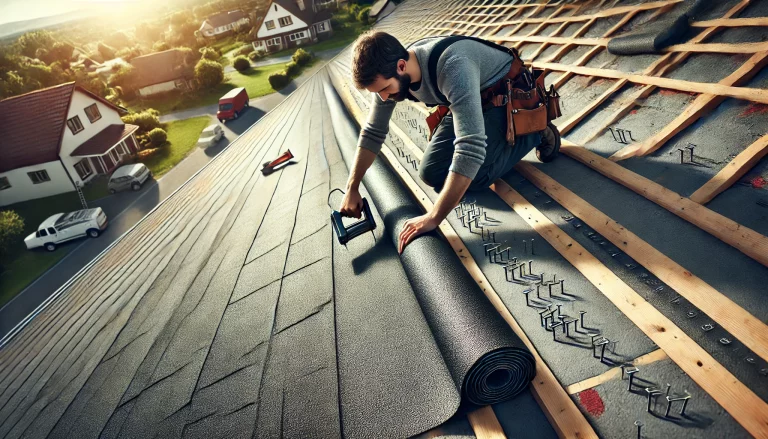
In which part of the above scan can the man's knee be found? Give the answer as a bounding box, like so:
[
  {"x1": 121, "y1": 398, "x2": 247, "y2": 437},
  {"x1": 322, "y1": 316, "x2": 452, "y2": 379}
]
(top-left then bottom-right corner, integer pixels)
[{"x1": 418, "y1": 162, "x2": 448, "y2": 189}]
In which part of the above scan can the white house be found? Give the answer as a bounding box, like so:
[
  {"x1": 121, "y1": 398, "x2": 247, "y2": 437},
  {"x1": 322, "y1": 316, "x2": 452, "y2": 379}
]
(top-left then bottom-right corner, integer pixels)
[
  {"x1": 130, "y1": 49, "x2": 194, "y2": 97},
  {"x1": 252, "y1": 0, "x2": 334, "y2": 54},
  {"x1": 0, "y1": 83, "x2": 139, "y2": 207},
  {"x1": 199, "y1": 10, "x2": 250, "y2": 38}
]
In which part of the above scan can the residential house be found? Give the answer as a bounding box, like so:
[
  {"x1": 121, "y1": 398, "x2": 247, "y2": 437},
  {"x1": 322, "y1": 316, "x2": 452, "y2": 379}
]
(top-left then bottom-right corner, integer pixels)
[
  {"x1": 129, "y1": 49, "x2": 194, "y2": 97},
  {"x1": 199, "y1": 10, "x2": 251, "y2": 38},
  {"x1": 370, "y1": 0, "x2": 397, "y2": 22},
  {"x1": 0, "y1": 83, "x2": 139, "y2": 207},
  {"x1": 252, "y1": 0, "x2": 334, "y2": 54}
]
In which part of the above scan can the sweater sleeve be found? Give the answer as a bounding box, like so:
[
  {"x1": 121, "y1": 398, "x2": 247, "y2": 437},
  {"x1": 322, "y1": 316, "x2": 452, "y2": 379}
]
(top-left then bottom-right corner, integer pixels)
[
  {"x1": 437, "y1": 56, "x2": 487, "y2": 180},
  {"x1": 358, "y1": 93, "x2": 396, "y2": 155}
]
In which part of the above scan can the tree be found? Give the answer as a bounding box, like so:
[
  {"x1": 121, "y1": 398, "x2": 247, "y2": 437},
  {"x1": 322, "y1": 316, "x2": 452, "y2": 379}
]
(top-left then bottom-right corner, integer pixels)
[
  {"x1": 109, "y1": 65, "x2": 138, "y2": 98},
  {"x1": 292, "y1": 48, "x2": 312, "y2": 66},
  {"x1": 122, "y1": 109, "x2": 161, "y2": 133},
  {"x1": 268, "y1": 71, "x2": 289, "y2": 90},
  {"x1": 106, "y1": 31, "x2": 131, "y2": 49},
  {"x1": 199, "y1": 47, "x2": 220, "y2": 61},
  {"x1": 98, "y1": 42, "x2": 116, "y2": 60},
  {"x1": 16, "y1": 31, "x2": 54, "y2": 58},
  {"x1": 50, "y1": 42, "x2": 75, "y2": 64},
  {"x1": 0, "y1": 72, "x2": 25, "y2": 100},
  {"x1": 136, "y1": 22, "x2": 164, "y2": 43},
  {"x1": 0, "y1": 210, "x2": 24, "y2": 263},
  {"x1": 233, "y1": 56, "x2": 250, "y2": 72},
  {"x1": 194, "y1": 59, "x2": 223, "y2": 89},
  {"x1": 153, "y1": 41, "x2": 170, "y2": 52}
]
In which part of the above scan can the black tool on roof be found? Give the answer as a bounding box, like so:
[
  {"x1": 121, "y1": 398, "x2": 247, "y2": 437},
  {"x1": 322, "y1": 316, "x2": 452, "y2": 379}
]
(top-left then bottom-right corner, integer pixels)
[
  {"x1": 262, "y1": 149, "x2": 294, "y2": 175},
  {"x1": 327, "y1": 188, "x2": 377, "y2": 246}
]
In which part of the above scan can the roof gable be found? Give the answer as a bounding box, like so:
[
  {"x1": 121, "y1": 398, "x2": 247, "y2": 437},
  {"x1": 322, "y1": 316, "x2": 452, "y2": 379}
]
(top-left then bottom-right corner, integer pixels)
[
  {"x1": 0, "y1": 82, "x2": 126, "y2": 173},
  {"x1": 130, "y1": 49, "x2": 193, "y2": 89}
]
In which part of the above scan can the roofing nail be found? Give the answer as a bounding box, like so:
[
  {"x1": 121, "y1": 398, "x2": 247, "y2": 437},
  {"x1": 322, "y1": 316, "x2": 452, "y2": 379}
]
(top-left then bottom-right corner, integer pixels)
[
  {"x1": 679, "y1": 391, "x2": 691, "y2": 415},
  {"x1": 645, "y1": 388, "x2": 661, "y2": 413},
  {"x1": 579, "y1": 311, "x2": 586, "y2": 329},
  {"x1": 626, "y1": 367, "x2": 639, "y2": 391},
  {"x1": 531, "y1": 238, "x2": 535, "y2": 255},
  {"x1": 665, "y1": 383, "x2": 671, "y2": 396},
  {"x1": 523, "y1": 240, "x2": 527, "y2": 254},
  {"x1": 665, "y1": 395, "x2": 674, "y2": 418},
  {"x1": 528, "y1": 260, "x2": 533, "y2": 274},
  {"x1": 522, "y1": 289, "x2": 532, "y2": 307},
  {"x1": 634, "y1": 420, "x2": 643, "y2": 439},
  {"x1": 551, "y1": 321, "x2": 562, "y2": 341}
]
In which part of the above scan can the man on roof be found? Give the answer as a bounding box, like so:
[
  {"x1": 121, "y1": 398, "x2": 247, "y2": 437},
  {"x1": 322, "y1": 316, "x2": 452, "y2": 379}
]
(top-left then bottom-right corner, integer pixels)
[{"x1": 339, "y1": 31, "x2": 561, "y2": 253}]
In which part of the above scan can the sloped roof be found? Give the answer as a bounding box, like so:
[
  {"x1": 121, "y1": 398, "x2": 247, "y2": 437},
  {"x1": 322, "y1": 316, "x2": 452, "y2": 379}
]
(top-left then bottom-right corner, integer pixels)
[
  {"x1": 129, "y1": 49, "x2": 193, "y2": 89},
  {"x1": 0, "y1": 82, "x2": 126, "y2": 173},
  {"x1": 70, "y1": 124, "x2": 139, "y2": 157},
  {"x1": 271, "y1": 0, "x2": 332, "y2": 27},
  {"x1": 203, "y1": 10, "x2": 247, "y2": 28}
]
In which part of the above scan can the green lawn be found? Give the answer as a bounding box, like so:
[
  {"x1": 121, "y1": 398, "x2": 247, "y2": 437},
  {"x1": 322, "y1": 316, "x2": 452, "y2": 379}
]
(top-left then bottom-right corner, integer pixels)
[
  {"x1": 260, "y1": 20, "x2": 369, "y2": 61},
  {"x1": 125, "y1": 61, "x2": 314, "y2": 115},
  {"x1": 139, "y1": 116, "x2": 211, "y2": 177}
]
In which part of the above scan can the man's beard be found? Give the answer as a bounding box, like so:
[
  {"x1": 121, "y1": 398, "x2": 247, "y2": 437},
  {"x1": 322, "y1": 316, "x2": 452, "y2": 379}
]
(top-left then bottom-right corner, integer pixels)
[{"x1": 390, "y1": 73, "x2": 412, "y2": 102}]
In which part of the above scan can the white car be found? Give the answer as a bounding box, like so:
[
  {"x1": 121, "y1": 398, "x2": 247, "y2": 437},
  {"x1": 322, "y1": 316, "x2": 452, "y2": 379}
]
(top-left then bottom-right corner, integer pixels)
[
  {"x1": 197, "y1": 124, "x2": 224, "y2": 148},
  {"x1": 24, "y1": 208, "x2": 108, "y2": 252}
]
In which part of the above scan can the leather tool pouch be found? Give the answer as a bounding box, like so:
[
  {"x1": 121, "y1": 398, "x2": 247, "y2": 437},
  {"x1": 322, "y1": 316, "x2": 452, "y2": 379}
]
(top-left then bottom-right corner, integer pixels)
[
  {"x1": 505, "y1": 80, "x2": 548, "y2": 145},
  {"x1": 426, "y1": 105, "x2": 450, "y2": 141}
]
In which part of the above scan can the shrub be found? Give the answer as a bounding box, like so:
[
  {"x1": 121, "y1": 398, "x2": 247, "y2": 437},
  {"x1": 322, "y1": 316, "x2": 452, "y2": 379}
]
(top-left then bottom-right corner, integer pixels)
[
  {"x1": 147, "y1": 128, "x2": 168, "y2": 146},
  {"x1": 152, "y1": 41, "x2": 170, "y2": 52},
  {"x1": 348, "y1": 4, "x2": 361, "y2": 16},
  {"x1": 357, "y1": 6, "x2": 371, "y2": 23},
  {"x1": 292, "y1": 48, "x2": 312, "y2": 66},
  {"x1": 248, "y1": 50, "x2": 265, "y2": 61},
  {"x1": 194, "y1": 58, "x2": 224, "y2": 89},
  {"x1": 0, "y1": 210, "x2": 24, "y2": 262},
  {"x1": 330, "y1": 17, "x2": 342, "y2": 28},
  {"x1": 268, "y1": 71, "x2": 290, "y2": 90},
  {"x1": 284, "y1": 61, "x2": 299, "y2": 77},
  {"x1": 122, "y1": 109, "x2": 161, "y2": 133},
  {"x1": 199, "y1": 46, "x2": 220, "y2": 60},
  {"x1": 233, "y1": 55, "x2": 250, "y2": 72}
]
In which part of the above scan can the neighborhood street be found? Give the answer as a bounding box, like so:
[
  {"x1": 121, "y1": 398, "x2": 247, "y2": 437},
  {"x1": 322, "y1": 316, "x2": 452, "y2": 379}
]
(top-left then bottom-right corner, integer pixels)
[
  {"x1": 0, "y1": 51, "x2": 342, "y2": 339},
  {"x1": 223, "y1": 47, "x2": 343, "y2": 73}
]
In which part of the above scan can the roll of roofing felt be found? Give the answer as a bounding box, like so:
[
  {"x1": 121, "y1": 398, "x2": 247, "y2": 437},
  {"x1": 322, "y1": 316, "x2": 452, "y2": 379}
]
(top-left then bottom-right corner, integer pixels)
[{"x1": 322, "y1": 69, "x2": 536, "y2": 436}]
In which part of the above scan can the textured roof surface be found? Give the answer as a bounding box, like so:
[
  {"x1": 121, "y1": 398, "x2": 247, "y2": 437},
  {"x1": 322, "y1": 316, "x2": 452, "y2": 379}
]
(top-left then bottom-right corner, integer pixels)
[
  {"x1": 203, "y1": 10, "x2": 248, "y2": 28},
  {"x1": 0, "y1": 83, "x2": 75, "y2": 172},
  {"x1": 70, "y1": 124, "x2": 139, "y2": 157}
]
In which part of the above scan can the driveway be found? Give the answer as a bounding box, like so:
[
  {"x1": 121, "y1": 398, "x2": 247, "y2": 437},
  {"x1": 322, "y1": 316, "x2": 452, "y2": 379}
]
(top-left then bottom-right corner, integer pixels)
[{"x1": 0, "y1": 50, "x2": 346, "y2": 339}]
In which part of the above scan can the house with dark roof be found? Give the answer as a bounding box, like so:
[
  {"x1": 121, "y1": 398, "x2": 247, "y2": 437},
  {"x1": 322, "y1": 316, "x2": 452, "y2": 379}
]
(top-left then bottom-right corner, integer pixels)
[
  {"x1": 129, "y1": 49, "x2": 194, "y2": 97},
  {"x1": 199, "y1": 10, "x2": 250, "y2": 39},
  {"x1": 252, "y1": 0, "x2": 334, "y2": 54},
  {"x1": 0, "y1": 83, "x2": 138, "y2": 207}
]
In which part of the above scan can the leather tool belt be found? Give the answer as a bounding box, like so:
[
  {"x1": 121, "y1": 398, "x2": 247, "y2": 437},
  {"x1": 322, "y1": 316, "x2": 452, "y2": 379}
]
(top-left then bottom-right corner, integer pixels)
[{"x1": 426, "y1": 62, "x2": 562, "y2": 145}]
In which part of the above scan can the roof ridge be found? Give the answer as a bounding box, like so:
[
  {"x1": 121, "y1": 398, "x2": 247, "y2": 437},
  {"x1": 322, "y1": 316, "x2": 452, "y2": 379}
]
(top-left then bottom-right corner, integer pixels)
[{"x1": 0, "y1": 82, "x2": 75, "y2": 104}]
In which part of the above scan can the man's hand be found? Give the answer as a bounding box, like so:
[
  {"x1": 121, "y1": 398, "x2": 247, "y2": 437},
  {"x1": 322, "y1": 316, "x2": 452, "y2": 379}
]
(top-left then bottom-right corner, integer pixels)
[
  {"x1": 398, "y1": 213, "x2": 439, "y2": 254},
  {"x1": 339, "y1": 188, "x2": 364, "y2": 218}
]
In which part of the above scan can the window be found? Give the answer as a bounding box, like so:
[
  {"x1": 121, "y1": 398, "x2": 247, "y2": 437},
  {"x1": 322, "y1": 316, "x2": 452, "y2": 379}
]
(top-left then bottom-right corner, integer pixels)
[
  {"x1": 316, "y1": 22, "x2": 327, "y2": 32},
  {"x1": 265, "y1": 20, "x2": 275, "y2": 30},
  {"x1": 67, "y1": 116, "x2": 84, "y2": 134},
  {"x1": 74, "y1": 159, "x2": 92, "y2": 180},
  {"x1": 47, "y1": 227, "x2": 56, "y2": 235},
  {"x1": 278, "y1": 16, "x2": 293, "y2": 27},
  {"x1": 0, "y1": 177, "x2": 10, "y2": 190},
  {"x1": 289, "y1": 31, "x2": 307, "y2": 41},
  {"x1": 266, "y1": 37, "x2": 281, "y2": 46},
  {"x1": 28, "y1": 170, "x2": 50, "y2": 184},
  {"x1": 38, "y1": 229, "x2": 47, "y2": 237},
  {"x1": 84, "y1": 104, "x2": 101, "y2": 123}
]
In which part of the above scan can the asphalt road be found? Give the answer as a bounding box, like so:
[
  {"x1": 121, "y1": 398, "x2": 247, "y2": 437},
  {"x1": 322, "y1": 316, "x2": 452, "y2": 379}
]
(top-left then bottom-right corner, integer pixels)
[{"x1": 0, "y1": 53, "x2": 342, "y2": 339}]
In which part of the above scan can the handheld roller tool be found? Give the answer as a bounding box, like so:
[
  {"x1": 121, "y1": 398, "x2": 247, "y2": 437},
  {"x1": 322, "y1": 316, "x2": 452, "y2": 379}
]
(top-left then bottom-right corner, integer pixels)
[
  {"x1": 327, "y1": 189, "x2": 377, "y2": 246},
  {"x1": 262, "y1": 149, "x2": 294, "y2": 175}
]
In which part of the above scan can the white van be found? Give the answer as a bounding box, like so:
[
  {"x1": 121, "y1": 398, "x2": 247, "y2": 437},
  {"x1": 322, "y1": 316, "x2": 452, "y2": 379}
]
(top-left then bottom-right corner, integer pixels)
[
  {"x1": 24, "y1": 208, "x2": 108, "y2": 252},
  {"x1": 108, "y1": 163, "x2": 152, "y2": 194}
]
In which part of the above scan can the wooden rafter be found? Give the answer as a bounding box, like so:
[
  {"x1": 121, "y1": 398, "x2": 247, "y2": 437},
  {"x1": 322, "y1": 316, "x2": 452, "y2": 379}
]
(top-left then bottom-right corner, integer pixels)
[
  {"x1": 468, "y1": 406, "x2": 507, "y2": 439},
  {"x1": 689, "y1": 134, "x2": 768, "y2": 204},
  {"x1": 565, "y1": 349, "x2": 668, "y2": 394},
  {"x1": 493, "y1": 176, "x2": 768, "y2": 439},
  {"x1": 693, "y1": 17, "x2": 768, "y2": 28},
  {"x1": 609, "y1": 50, "x2": 768, "y2": 161}
]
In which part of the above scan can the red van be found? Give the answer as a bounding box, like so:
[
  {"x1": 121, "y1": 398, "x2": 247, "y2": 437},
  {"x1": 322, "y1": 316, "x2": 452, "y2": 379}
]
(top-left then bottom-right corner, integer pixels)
[{"x1": 217, "y1": 87, "x2": 249, "y2": 122}]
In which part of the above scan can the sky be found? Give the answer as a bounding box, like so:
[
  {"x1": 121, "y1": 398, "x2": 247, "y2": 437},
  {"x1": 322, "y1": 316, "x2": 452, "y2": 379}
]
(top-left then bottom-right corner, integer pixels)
[{"x1": 0, "y1": 0, "x2": 130, "y2": 25}]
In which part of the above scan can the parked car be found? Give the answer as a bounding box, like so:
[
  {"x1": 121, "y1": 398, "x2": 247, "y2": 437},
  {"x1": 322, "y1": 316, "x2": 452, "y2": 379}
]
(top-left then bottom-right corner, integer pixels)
[
  {"x1": 217, "y1": 87, "x2": 248, "y2": 122},
  {"x1": 25, "y1": 208, "x2": 108, "y2": 252},
  {"x1": 197, "y1": 124, "x2": 224, "y2": 148},
  {"x1": 108, "y1": 163, "x2": 152, "y2": 194}
]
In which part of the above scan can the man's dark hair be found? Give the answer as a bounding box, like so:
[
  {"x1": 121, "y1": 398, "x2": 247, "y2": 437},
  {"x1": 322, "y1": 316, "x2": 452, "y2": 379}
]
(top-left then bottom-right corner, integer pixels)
[{"x1": 351, "y1": 31, "x2": 408, "y2": 89}]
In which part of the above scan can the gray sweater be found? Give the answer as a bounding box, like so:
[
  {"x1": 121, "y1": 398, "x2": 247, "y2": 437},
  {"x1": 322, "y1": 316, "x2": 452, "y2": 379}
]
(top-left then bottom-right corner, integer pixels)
[{"x1": 357, "y1": 37, "x2": 514, "y2": 180}]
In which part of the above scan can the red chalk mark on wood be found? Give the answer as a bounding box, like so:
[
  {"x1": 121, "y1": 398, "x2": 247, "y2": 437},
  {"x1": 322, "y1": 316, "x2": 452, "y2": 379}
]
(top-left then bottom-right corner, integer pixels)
[
  {"x1": 578, "y1": 388, "x2": 605, "y2": 418},
  {"x1": 659, "y1": 88, "x2": 696, "y2": 97},
  {"x1": 740, "y1": 103, "x2": 768, "y2": 118},
  {"x1": 630, "y1": 109, "x2": 638, "y2": 115},
  {"x1": 751, "y1": 176, "x2": 767, "y2": 189}
]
